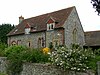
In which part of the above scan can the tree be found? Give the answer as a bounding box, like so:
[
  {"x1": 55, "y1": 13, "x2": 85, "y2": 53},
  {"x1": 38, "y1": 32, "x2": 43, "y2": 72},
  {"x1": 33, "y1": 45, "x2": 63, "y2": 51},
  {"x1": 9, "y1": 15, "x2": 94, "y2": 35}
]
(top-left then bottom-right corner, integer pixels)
[
  {"x1": 91, "y1": 0, "x2": 100, "y2": 15},
  {"x1": 0, "y1": 24, "x2": 15, "y2": 44}
]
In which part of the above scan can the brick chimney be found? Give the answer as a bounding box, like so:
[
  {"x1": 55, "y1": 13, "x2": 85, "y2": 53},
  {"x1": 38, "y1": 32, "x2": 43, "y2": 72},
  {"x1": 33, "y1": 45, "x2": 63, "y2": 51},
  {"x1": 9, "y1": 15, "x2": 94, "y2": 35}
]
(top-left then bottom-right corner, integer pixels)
[{"x1": 19, "y1": 16, "x2": 24, "y2": 23}]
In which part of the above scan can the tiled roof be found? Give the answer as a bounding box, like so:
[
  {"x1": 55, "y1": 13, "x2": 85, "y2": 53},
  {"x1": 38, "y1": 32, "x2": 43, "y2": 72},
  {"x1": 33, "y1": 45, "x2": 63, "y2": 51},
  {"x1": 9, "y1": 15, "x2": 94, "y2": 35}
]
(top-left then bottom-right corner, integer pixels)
[
  {"x1": 25, "y1": 23, "x2": 31, "y2": 28},
  {"x1": 85, "y1": 30, "x2": 100, "y2": 46},
  {"x1": 7, "y1": 6, "x2": 74, "y2": 36}
]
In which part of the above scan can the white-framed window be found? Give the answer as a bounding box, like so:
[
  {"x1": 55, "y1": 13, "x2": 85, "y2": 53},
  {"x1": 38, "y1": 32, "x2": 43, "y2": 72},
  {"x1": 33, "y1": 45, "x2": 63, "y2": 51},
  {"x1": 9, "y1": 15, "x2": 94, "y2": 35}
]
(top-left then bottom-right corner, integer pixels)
[
  {"x1": 25, "y1": 28, "x2": 30, "y2": 34},
  {"x1": 47, "y1": 23, "x2": 55, "y2": 30}
]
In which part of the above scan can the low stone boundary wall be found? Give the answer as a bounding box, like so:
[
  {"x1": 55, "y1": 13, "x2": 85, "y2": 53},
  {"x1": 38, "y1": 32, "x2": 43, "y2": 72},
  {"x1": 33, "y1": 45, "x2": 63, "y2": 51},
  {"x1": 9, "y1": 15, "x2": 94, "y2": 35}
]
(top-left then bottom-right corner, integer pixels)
[
  {"x1": 0, "y1": 57, "x2": 98, "y2": 75},
  {"x1": 0, "y1": 57, "x2": 7, "y2": 73},
  {"x1": 21, "y1": 63, "x2": 95, "y2": 75},
  {"x1": 97, "y1": 61, "x2": 100, "y2": 75}
]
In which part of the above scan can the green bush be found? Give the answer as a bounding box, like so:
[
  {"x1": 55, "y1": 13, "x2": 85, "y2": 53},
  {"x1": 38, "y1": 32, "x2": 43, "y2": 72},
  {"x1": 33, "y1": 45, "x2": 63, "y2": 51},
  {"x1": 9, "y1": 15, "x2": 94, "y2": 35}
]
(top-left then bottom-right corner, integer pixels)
[
  {"x1": 50, "y1": 45, "x2": 94, "y2": 72},
  {"x1": 22, "y1": 48, "x2": 50, "y2": 63},
  {"x1": 5, "y1": 45, "x2": 28, "y2": 75},
  {"x1": 87, "y1": 48, "x2": 100, "y2": 71},
  {"x1": 0, "y1": 43, "x2": 7, "y2": 56},
  {"x1": 95, "y1": 48, "x2": 100, "y2": 56},
  {"x1": 5, "y1": 45, "x2": 50, "y2": 74},
  {"x1": 87, "y1": 55, "x2": 100, "y2": 71},
  {"x1": 0, "y1": 72, "x2": 8, "y2": 75}
]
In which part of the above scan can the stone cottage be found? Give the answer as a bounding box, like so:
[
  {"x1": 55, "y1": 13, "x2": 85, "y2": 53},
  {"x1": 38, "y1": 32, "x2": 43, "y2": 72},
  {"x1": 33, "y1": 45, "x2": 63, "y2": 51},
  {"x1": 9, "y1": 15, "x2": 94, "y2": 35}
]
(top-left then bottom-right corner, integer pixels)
[{"x1": 7, "y1": 6, "x2": 85, "y2": 48}]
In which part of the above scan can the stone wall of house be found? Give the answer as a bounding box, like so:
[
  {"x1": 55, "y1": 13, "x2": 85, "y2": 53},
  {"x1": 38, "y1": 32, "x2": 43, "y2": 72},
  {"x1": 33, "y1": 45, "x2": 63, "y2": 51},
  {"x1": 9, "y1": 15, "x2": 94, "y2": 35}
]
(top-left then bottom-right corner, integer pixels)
[
  {"x1": 21, "y1": 63, "x2": 95, "y2": 75},
  {"x1": 8, "y1": 29, "x2": 65, "y2": 48},
  {"x1": 46, "y1": 29, "x2": 64, "y2": 47},
  {"x1": 64, "y1": 7, "x2": 85, "y2": 47},
  {"x1": 8, "y1": 31, "x2": 46, "y2": 48},
  {"x1": 0, "y1": 57, "x2": 7, "y2": 73}
]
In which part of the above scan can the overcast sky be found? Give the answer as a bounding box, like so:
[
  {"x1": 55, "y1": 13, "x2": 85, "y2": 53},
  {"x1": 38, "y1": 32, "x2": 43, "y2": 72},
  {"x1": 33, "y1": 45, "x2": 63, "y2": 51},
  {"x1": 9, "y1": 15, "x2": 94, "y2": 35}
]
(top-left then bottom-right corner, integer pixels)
[{"x1": 0, "y1": 0, "x2": 100, "y2": 31}]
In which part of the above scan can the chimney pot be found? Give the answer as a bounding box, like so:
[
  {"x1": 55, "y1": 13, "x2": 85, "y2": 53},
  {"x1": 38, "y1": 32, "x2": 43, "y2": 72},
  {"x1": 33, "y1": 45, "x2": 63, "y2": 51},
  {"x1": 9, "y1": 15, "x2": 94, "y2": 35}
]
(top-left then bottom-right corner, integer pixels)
[{"x1": 19, "y1": 16, "x2": 24, "y2": 23}]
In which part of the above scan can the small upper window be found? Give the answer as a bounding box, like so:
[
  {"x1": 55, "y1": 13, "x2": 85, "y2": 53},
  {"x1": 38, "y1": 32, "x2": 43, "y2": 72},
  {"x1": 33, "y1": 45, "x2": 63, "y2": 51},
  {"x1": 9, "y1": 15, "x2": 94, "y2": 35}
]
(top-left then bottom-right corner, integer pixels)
[
  {"x1": 47, "y1": 23, "x2": 55, "y2": 30},
  {"x1": 25, "y1": 23, "x2": 31, "y2": 34},
  {"x1": 25, "y1": 28, "x2": 30, "y2": 34},
  {"x1": 47, "y1": 17, "x2": 55, "y2": 31},
  {"x1": 49, "y1": 25, "x2": 50, "y2": 30},
  {"x1": 14, "y1": 29, "x2": 18, "y2": 33},
  {"x1": 51, "y1": 24, "x2": 53, "y2": 29}
]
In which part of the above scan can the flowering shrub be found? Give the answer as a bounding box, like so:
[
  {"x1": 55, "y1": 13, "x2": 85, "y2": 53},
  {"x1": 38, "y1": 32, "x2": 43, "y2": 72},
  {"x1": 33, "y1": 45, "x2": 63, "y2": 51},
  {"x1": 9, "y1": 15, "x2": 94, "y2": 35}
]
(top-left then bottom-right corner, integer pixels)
[
  {"x1": 42, "y1": 47, "x2": 50, "y2": 54},
  {"x1": 50, "y1": 45, "x2": 94, "y2": 72}
]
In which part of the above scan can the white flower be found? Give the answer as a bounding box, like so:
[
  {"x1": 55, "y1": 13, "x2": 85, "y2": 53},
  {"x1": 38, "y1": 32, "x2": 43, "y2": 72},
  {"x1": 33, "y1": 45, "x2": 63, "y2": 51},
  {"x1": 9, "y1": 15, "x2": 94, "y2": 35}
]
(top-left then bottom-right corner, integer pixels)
[
  {"x1": 73, "y1": 67, "x2": 76, "y2": 70},
  {"x1": 48, "y1": 52, "x2": 51, "y2": 55},
  {"x1": 60, "y1": 62, "x2": 63, "y2": 65},
  {"x1": 87, "y1": 67, "x2": 89, "y2": 69},
  {"x1": 71, "y1": 68, "x2": 74, "y2": 70},
  {"x1": 77, "y1": 68, "x2": 80, "y2": 71},
  {"x1": 65, "y1": 55, "x2": 67, "y2": 58},
  {"x1": 55, "y1": 58, "x2": 58, "y2": 62},
  {"x1": 79, "y1": 64, "x2": 82, "y2": 66},
  {"x1": 61, "y1": 47, "x2": 65, "y2": 49}
]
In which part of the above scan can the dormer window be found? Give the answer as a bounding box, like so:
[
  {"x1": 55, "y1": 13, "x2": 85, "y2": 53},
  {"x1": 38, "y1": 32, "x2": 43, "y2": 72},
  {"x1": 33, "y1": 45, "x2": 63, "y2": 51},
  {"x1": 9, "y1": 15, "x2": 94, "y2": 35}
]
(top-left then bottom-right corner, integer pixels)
[
  {"x1": 14, "y1": 29, "x2": 18, "y2": 33},
  {"x1": 47, "y1": 23, "x2": 55, "y2": 30},
  {"x1": 51, "y1": 24, "x2": 53, "y2": 29},
  {"x1": 25, "y1": 23, "x2": 31, "y2": 34},
  {"x1": 47, "y1": 17, "x2": 55, "y2": 31}
]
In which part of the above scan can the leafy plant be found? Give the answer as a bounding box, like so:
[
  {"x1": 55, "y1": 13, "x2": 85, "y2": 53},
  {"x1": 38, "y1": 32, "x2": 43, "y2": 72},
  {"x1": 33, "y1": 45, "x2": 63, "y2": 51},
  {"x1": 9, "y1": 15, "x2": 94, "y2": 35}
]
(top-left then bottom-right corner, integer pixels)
[
  {"x1": 5, "y1": 45, "x2": 50, "y2": 74},
  {"x1": 87, "y1": 48, "x2": 100, "y2": 71},
  {"x1": 94, "y1": 48, "x2": 100, "y2": 56},
  {"x1": 49, "y1": 42, "x2": 53, "y2": 49},
  {"x1": 50, "y1": 45, "x2": 94, "y2": 72},
  {"x1": 0, "y1": 43, "x2": 7, "y2": 56},
  {"x1": 0, "y1": 72, "x2": 8, "y2": 75},
  {"x1": 22, "y1": 48, "x2": 50, "y2": 63},
  {"x1": 5, "y1": 45, "x2": 27, "y2": 75}
]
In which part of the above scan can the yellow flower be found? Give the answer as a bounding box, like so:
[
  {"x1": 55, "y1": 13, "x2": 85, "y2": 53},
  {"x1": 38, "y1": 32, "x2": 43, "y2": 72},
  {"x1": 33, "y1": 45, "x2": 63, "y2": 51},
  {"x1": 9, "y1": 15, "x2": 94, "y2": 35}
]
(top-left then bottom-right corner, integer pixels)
[{"x1": 42, "y1": 47, "x2": 50, "y2": 54}]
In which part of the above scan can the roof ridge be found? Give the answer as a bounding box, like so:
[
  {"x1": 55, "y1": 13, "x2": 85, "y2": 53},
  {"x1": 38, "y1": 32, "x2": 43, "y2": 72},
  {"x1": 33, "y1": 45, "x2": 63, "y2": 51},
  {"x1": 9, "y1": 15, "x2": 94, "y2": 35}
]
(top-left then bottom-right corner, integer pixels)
[
  {"x1": 85, "y1": 30, "x2": 100, "y2": 33},
  {"x1": 25, "y1": 6, "x2": 75, "y2": 20}
]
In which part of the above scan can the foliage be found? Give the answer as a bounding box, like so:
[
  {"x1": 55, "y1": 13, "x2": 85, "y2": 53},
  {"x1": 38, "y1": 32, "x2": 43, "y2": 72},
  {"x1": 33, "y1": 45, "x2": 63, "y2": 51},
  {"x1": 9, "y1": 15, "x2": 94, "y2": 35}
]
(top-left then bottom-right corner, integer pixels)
[
  {"x1": 87, "y1": 48, "x2": 100, "y2": 71},
  {"x1": 5, "y1": 45, "x2": 50, "y2": 74},
  {"x1": 5, "y1": 45, "x2": 27, "y2": 75},
  {"x1": 91, "y1": 0, "x2": 100, "y2": 15},
  {"x1": 0, "y1": 73, "x2": 8, "y2": 75},
  {"x1": 0, "y1": 24, "x2": 15, "y2": 44},
  {"x1": 87, "y1": 55, "x2": 100, "y2": 71},
  {"x1": 4, "y1": 45, "x2": 100, "y2": 74},
  {"x1": 22, "y1": 48, "x2": 50, "y2": 63},
  {"x1": 49, "y1": 42, "x2": 53, "y2": 49},
  {"x1": 50, "y1": 45, "x2": 94, "y2": 72},
  {"x1": 0, "y1": 43, "x2": 7, "y2": 56},
  {"x1": 94, "y1": 48, "x2": 100, "y2": 56}
]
